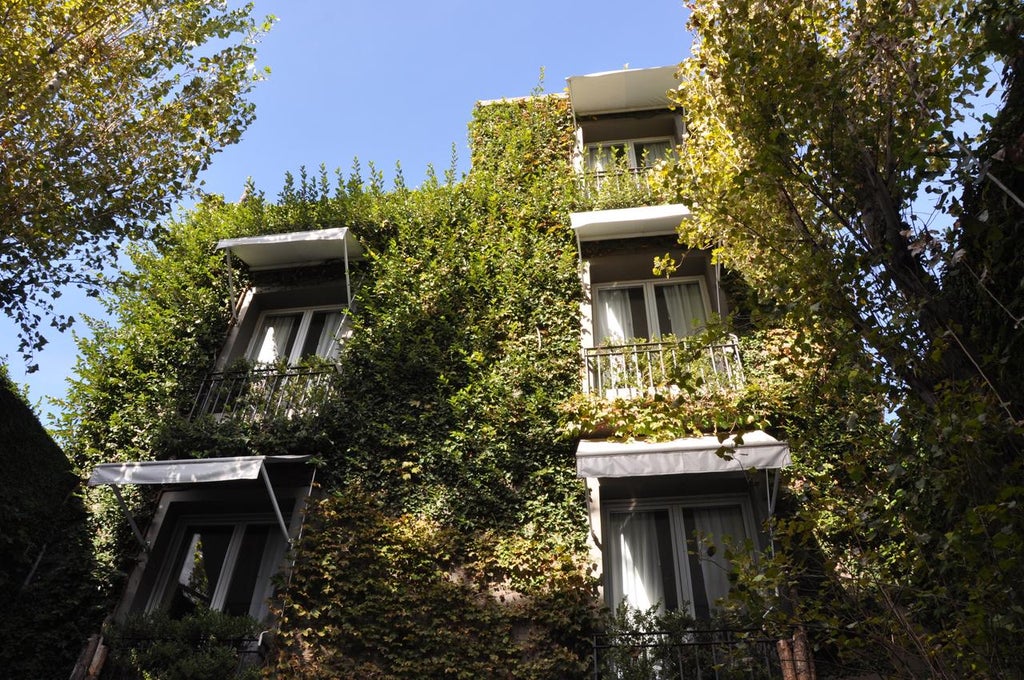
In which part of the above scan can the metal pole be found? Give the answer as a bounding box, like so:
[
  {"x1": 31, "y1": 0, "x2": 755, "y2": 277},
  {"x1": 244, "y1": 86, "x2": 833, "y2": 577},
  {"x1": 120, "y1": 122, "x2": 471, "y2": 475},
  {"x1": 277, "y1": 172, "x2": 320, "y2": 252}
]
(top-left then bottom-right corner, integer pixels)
[
  {"x1": 259, "y1": 464, "x2": 291, "y2": 545},
  {"x1": 344, "y1": 231, "x2": 352, "y2": 309},
  {"x1": 110, "y1": 486, "x2": 149, "y2": 552},
  {"x1": 225, "y1": 249, "x2": 238, "y2": 322}
]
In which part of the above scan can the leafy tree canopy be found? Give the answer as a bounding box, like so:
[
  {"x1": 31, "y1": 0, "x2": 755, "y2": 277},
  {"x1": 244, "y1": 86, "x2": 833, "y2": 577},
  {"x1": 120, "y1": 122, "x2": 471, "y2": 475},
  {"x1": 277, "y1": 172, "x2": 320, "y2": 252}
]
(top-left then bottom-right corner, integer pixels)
[
  {"x1": 662, "y1": 0, "x2": 1002, "y2": 405},
  {"x1": 0, "y1": 0, "x2": 272, "y2": 368},
  {"x1": 662, "y1": 0, "x2": 1024, "y2": 673}
]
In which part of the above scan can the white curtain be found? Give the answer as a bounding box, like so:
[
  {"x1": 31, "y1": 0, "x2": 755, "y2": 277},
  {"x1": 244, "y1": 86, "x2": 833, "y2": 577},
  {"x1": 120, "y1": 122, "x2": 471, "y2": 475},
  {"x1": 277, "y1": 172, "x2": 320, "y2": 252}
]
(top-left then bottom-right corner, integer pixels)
[
  {"x1": 596, "y1": 288, "x2": 636, "y2": 342},
  {"x1": 635, "y1": 140, "x2": 671, "y2": 169},
  {"x1": 690, "y1": 506, "x2": 746, "y2": 610},
  {"x1": 251, "y1": 315, "x2": 296, "y2": 363},
  {"x1": 660, "y1": 283, "x2": 706, "y2": 337},
  {"x1": 587, "y1": 144, "x2": 626, "y2": 173},
  {"x1": 587, "y1": 146, "x2": 610, "y2": 173},
  {"x1": 609, "y1": 511, "x2": 665, "y2": 611},
  {"x1": 314, "y1": 311, "x2": 346, "y2": 359}
]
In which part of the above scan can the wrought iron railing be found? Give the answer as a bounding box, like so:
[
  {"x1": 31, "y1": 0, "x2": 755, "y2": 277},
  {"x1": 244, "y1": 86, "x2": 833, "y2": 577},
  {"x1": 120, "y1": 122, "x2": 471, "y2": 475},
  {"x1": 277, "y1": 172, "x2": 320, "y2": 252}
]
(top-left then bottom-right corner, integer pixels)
[
  {"x1": 584, "y1": 336, "x2": 744, "y2": 398},
  {"x1": 579, "y1": 167, "x2": 666, "y2": 210},
  {"x1": 189, "y1": 364, "x2": 341, "y2": 422},
  {"x1": 591, "y1": 628, "x2": 781, "y2": 680}
]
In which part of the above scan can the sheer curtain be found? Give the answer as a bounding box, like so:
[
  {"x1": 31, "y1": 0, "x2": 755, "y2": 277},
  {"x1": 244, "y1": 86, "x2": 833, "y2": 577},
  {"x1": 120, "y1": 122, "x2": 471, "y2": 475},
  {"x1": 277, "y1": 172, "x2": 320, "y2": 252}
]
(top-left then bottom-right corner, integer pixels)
[
  {"x1": 588, "y1": 146, "x2": 611, "y2": 173},
  {"x1": 660, "y1": 283, "x2": 707, "y2": 337},
  {"x1": 587, "y1": 144, "x2": 627, "y2": 173},
  {"x1": 596, "y1": 288, "x2": 636, "y2": 342},
  {"x1": 690, "y1": 506, "x2": 746, "y2": 610},
  {"x1": 314, "y1": 311, "x2": 346, "y2": 359},
  {"x1": 608, "y1": 511, "x2": 665, "y2": 611},
  {"x1": 635, "y1": 140, "x2": 672, "y2": 169},
  {"x1": 251, "y1": 315, "x2": 297, "y2": 363}
]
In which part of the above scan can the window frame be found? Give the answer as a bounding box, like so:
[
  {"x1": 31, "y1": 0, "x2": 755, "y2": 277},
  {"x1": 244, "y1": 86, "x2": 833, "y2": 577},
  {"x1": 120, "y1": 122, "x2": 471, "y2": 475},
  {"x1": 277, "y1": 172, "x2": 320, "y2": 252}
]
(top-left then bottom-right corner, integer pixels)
[
  {"x1": 244, "y1": 304, "x2": 349, "y2": 365},
  {"x1": 592, "y1": 276, "x2": 711, "y2": 343},
  {"x1": 146, "y1": 511, "x2": 287, "y2": 621},
  {"x1": 602, "y1": 494, "x2": 757, "y2": 617},
  {"x1": 584, "y1": 136, "x2": 675, "y2": 172}
]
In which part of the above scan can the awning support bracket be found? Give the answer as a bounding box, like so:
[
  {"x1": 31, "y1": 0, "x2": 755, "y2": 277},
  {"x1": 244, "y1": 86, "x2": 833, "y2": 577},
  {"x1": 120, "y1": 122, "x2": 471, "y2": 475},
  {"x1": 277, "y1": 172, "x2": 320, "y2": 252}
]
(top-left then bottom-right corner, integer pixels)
[
  {"x1": 225, "y1": 248, "x2": 238, "y2": 322},
  {"x1": 344, "y1": 235, "x2": 352, "y2": 309},
  {"x1": 766, "y1": 466, "x2": 782, "y2": 517},
  {"x1": 259, "y1": 463, "x2": 292, "y2": 545},
  {"x1": 110, "y1": 486, "x2": 150, "y2": 553}
]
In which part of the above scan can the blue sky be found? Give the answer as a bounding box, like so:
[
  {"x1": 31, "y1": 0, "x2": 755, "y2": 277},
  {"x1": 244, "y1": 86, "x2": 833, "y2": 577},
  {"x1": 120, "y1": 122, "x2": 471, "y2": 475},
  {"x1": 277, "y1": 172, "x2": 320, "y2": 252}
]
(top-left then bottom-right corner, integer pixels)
[{"x1": 1, "y1": 0, "x2": 694, "y2": 423}]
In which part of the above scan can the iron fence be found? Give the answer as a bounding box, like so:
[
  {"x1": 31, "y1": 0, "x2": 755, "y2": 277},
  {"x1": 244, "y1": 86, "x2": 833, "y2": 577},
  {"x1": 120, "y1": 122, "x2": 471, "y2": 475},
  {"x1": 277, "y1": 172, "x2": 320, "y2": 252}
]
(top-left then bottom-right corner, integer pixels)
[{"x1": 592, "y1": 628, "x2": 781, "y2": 680}]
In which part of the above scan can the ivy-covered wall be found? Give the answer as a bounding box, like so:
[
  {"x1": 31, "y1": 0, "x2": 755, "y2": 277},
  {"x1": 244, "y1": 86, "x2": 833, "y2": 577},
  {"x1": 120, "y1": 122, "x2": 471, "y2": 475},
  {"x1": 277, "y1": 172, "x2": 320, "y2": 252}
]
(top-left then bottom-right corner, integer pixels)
[
  {"x1": 52, "y1": 80, "x2": 879, "y2": 677},
  {"x1": 57, "y1": 93, "x2": 611, "y2": 677},
  {"x1": 268, "y1": 95, "x2": 600, "y2": 675}
]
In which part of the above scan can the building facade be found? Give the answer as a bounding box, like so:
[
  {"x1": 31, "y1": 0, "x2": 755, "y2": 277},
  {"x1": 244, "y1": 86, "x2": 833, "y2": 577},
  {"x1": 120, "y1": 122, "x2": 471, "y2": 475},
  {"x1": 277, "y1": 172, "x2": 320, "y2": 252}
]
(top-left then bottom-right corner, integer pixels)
[{"x1": 71, "y1": 67, "x2": 799, "y2": 679}]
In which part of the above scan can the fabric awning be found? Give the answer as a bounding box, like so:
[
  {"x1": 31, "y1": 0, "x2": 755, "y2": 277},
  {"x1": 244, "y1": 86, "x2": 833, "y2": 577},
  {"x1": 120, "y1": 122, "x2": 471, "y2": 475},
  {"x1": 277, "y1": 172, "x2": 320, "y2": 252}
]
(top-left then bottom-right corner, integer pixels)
[
  {"x1": 88, "y1": 455, "x2": 311, "y2": 547},
  {"x1": 566, "y1": 65, "x2": 680, "y2": 116},
  {"x1": 216, "y1": 227, "x2": 364, "y2": 271},
  {"x1": 87, "y1": 455, "x2": 310, "y2": 487},
  {"x1": 576, "y1": 430, "x2": 790, "y2": 478},
  {"x1": 216, "y1": 227, "x2": 363, "y2": 315}
]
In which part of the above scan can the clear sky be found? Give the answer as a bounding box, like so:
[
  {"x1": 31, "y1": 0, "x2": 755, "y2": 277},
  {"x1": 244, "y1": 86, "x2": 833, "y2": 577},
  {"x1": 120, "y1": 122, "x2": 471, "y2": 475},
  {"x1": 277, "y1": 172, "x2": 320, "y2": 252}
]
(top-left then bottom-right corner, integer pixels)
[{"x1": 1, "y1": 0, "x2": 694, "y2": 424}]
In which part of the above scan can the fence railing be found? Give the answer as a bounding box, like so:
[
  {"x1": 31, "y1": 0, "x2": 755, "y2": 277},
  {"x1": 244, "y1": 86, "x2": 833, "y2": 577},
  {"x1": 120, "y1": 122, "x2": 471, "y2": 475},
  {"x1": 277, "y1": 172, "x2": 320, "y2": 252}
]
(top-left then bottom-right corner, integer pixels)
[
  {"x1": 188, "y1": 364, "x2": 341, "y2": 423},
  {"x1": 579, "y1": 168, "x2": 666, "y2": 211},
  {"x1": 584, "y1": 336, "x2": 744, "y2": 398},
  {"x1": 591, "y1": 628, "x2": 781, "y2": 680},
  {"x1": 72, "y1": 634, "x2": 262, "y2": 680}
]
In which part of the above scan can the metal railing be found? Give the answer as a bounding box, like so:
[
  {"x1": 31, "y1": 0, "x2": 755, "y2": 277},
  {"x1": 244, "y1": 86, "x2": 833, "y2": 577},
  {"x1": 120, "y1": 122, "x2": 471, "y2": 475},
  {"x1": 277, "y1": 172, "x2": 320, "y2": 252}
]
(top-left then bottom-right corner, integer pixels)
[
  {"x1": 579, "y1": 168, "x2": 665, "y2": 210},
  {"x1": 189, "y1": 364, "x2": 341, "y2": 422},
  {"x1": 584, "y1": 336, "x2": 744, "y2": 398},
  {"x1": 592, "y1": 628, "x2": 781, "y2": 680},
  {"x1": 72, "y1": 633, "x2": 263, "y2": 680}
]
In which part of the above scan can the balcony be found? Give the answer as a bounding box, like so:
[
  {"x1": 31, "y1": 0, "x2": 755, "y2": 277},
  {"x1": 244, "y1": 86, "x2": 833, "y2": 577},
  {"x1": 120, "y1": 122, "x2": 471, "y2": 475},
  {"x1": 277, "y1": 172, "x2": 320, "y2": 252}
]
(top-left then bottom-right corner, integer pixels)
[
  {"x1": 584, "y1": 336, "x2": 744, "y2": 398},
  {"x1": 189, "y1": 364, "x2": 341, "y2": 423},
  {"x1": 591, "y1": 628, "x2": 782, "y2": 680}
]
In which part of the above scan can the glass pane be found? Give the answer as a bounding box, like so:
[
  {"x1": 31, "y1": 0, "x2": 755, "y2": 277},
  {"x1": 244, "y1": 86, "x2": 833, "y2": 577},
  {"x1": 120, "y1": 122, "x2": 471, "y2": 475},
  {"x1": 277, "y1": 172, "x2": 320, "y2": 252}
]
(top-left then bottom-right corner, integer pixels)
[
  {"x1": 595, "y1": 287, "x2": 649, "y2": 342},
  {"x1": 222, "y1": 525, "x2": 272, "y2": 616},
  {"x1": 634, "y1": 140, "x2": 672, "y2": 168},
  {"x1": 167, "y1": 525, "x2": 233, "y2": 618},
  {"x1": 654, "y1": 282, "x2": 706, "y2": 338},
  {"x1": 607, "y1": 510, "x2": 678, "y2": 612},
  {"x1": 683, "y1": 506, "x2": 747, "y2": 618},
  {"x1": 587, "y1": 144, "x2": 628, "y2": 173},
  {"x1": 250, "y1": 313, "x2": 301, "y2": 363},
  {"x1": 299, "y1": 310, "x2": 345, "y2": 359}
]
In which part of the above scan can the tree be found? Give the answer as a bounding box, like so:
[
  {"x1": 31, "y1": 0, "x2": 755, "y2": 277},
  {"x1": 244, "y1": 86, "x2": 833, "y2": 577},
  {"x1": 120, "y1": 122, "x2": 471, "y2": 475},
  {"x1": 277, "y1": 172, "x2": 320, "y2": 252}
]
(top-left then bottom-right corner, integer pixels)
[
  {"x1": 0, "y1": 1, "x2": 272, "y2": 368},
  {"x1": 661, "y1": 0, "x2": 1024, "y2": 674}
]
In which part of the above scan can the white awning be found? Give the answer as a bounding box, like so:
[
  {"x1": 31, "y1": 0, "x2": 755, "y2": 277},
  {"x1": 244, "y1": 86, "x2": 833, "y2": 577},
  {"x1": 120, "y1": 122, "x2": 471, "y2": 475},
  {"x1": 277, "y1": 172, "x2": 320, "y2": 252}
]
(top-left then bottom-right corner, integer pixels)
[
  {"x1": 567, "y1": 65, "x2": 680, "y2": 116},
  {"x1": 217, "y1": 227, "x2": 364, "y2": 315},
  {"x1": 87, "y1": 455, "x2": 310, "y2": 486},
  {"x1": 88, "y1": 455, "x2": 312, "y2": 548},
  {"x1": 576, "y1": 430, "x2": 790, "y2": 478},
  {"x1": 571, "y1": 203, "x2": 689, "y2": 242},
  {"x1": 217, "y1": 227, "x2": 364, "y2": 271}
]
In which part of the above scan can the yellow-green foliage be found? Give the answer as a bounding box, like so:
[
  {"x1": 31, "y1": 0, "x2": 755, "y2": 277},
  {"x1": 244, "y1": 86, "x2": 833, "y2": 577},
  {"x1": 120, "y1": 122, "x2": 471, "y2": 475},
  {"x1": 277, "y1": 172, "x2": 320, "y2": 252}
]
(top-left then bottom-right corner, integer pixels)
[
  {"x1": 267, "y1": 488, "x2": 598, "y2": 679},
  {"x1": 62, "y1": 95, "x2": 604, "y2": 678}
]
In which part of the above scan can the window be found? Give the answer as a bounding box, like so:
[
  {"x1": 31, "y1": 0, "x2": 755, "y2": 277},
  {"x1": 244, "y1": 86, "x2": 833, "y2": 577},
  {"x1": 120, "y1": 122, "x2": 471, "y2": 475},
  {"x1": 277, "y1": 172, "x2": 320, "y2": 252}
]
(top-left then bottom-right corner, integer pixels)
[
  {"x1": 247, "y1": 306, "x2": 348, "y2": 364},
  {"x1": 150, "y1": 514, "x2": 287, "y2": 620},
  {"x1": 605, "y1": 499, "x2": 753, "y2": 618},
  {"x1": 585, "y1": 138, "x2": 674, "y2": 174},
  {"x1": 594, "y1": 279, "x2": 708, "y2": 344}
]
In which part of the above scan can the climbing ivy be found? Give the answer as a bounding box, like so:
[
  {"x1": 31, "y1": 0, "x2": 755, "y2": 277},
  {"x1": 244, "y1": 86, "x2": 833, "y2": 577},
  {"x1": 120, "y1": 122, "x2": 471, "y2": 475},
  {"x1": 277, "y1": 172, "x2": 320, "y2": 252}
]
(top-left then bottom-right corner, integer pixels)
[
  {"x1": 55, "y1": 83, "x2": 888, "y2": 678},
  {"x1": 57, "y1": 91, "x2": 608, "y2": 678}
]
